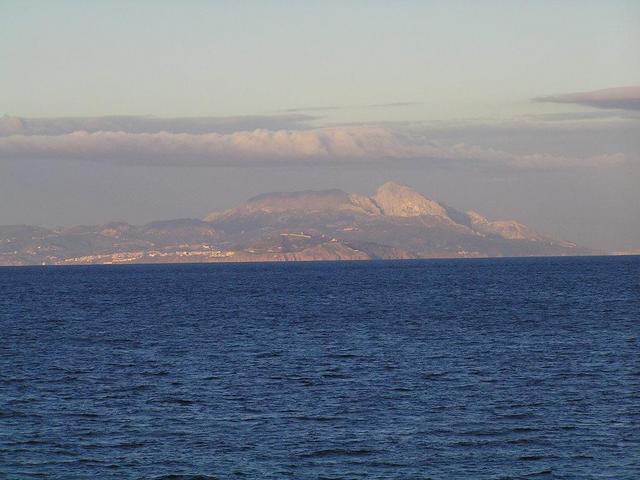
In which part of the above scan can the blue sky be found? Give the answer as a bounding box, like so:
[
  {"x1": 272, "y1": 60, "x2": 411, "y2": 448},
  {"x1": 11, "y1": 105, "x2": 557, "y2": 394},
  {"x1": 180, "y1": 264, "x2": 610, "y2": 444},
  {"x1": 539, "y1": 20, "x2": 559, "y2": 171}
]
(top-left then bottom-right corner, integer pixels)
[{"x1": 1, "y1": 1, "x2": 639, "y2": 250}]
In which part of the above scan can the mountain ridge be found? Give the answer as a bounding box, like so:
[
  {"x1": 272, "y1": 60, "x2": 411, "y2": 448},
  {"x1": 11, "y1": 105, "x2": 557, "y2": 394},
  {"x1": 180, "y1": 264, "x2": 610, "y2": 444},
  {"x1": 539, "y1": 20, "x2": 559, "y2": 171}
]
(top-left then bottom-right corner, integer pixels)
[{"x1": 0, "y1": 182, "x2": 595, "y2": 266}]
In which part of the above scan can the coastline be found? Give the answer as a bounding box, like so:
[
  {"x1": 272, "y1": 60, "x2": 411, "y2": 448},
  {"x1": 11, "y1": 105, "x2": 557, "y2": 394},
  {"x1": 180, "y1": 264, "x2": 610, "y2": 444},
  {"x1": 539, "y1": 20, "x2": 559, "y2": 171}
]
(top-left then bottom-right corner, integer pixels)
[{"x1": 1, "y1": 252, "x2": 631, "y2": 268}]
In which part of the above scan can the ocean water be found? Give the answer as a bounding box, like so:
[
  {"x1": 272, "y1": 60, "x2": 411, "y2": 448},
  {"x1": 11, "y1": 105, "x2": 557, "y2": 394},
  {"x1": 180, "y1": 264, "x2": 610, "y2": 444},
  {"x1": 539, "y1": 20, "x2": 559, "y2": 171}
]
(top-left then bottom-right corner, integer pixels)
[{"x1": 1, "y1": 256, "x2": 639, "y2": 480}]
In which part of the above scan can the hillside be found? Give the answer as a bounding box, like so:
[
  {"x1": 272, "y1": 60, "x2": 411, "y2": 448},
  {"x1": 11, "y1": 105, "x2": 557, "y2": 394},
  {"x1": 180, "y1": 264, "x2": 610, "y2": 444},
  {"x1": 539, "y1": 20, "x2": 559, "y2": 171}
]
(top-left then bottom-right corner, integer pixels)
[{"x1": 0, "y1": 182, "x2": 594, "y2": 266}]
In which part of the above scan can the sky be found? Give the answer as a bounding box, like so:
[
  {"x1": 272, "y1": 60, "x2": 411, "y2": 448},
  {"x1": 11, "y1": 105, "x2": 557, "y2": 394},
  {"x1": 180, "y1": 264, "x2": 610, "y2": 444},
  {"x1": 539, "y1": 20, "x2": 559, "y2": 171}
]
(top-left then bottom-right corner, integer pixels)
[{"x1": 1, "y1": 0, "x2": 639, "y2": 250}]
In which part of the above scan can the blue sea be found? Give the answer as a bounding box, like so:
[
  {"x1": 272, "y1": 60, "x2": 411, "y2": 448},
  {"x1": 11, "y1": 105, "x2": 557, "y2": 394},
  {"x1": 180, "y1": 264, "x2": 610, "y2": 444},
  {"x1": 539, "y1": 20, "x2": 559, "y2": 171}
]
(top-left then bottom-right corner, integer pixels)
[{"x1": 1, "y1": 257, "x2": 639, "y2": 479}]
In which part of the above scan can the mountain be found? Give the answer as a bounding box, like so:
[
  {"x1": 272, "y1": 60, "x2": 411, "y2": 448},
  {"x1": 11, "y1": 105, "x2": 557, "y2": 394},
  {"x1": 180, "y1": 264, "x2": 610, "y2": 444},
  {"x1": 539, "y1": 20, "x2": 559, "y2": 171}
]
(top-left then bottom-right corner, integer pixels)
[{"x1": 0, "y1": 182, "x2": 595, "y2": 266}]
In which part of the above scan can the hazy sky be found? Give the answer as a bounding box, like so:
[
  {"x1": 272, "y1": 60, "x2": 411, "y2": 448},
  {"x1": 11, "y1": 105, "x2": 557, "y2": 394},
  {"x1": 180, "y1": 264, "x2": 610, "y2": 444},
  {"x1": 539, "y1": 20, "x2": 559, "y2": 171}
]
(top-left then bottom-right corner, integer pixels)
[{"x1": 1, "y1": 1, "x2": 639, "y2": 250}]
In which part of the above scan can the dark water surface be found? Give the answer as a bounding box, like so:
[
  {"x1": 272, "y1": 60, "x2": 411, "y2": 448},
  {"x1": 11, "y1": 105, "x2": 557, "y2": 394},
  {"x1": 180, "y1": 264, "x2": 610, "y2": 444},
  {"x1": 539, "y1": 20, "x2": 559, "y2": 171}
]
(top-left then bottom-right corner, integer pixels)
[{"x1": 1, "y1": 257, "x2": 639, "y2": 479}]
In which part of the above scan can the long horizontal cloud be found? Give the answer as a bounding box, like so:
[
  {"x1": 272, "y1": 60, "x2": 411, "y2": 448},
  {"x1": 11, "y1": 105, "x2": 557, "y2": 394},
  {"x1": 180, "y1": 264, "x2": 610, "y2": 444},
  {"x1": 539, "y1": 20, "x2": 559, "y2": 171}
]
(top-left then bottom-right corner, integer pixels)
[
  {"x1": 0, "y1": 126, "x2": 626, "y2": 169},
  {"x1": 535, "y1": 86, "x2": 640, "y2": 111},
  {"x1": 0, "y1": 114, "x2": 314, "y2": 136},
  {"x1": 282, "y1": 101, "x2": 419, "y2": 113}
]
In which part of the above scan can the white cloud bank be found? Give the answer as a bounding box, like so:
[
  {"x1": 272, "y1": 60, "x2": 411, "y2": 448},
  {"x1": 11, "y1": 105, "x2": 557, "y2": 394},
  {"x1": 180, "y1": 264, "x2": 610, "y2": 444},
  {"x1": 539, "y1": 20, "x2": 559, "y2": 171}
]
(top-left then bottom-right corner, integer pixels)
[{"x1": 0, "y1": 126, "x2": 626, "y2": 170}]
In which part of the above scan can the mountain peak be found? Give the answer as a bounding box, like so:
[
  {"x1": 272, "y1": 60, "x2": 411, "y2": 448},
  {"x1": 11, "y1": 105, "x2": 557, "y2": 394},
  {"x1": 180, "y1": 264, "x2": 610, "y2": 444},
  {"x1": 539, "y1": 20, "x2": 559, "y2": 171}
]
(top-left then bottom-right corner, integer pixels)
[
  {"x1": 372, "y1": 181, "x2": 448, "y2": 218},
  {"x1": 0, "y1": 181, "x2": 591, "y2": 266},
  {"x1": 205, "y1": 188, "x2": 381, "y2": 220}
]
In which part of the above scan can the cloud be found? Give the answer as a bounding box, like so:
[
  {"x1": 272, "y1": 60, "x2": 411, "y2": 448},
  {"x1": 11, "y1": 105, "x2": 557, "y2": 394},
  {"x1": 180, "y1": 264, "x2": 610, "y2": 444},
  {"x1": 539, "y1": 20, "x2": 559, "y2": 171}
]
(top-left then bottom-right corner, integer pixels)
[
  {"x1": 0, "y1": 114, "x2": 315, "y2": 136},
  {"x1": 281, "y1": 106, "x2": 343, "y2": 113},
  {"x1": 0, "y1": 125, "x2": 626, "y2": 170},
  {"x1": 325, "y1": 110, "x2": 640, "y2": 161},
  {"x1": 364, "y1": 101, "x2": 420, "y2": 108},
  {"x1": 522, "y1": 110, "x2": 640, "y2": 122},
  {"x1": 534, "y1": 86, "x2": 640, "y2": 111},
  {"x1": 281, "y1": 101, "x2": 419, "y2": 113}
]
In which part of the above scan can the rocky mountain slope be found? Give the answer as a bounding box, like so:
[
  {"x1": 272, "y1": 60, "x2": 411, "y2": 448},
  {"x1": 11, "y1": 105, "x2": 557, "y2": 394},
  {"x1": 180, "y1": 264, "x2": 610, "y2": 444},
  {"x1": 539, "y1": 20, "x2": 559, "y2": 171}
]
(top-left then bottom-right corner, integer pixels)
[{"x1": 0, "y1": 182, "x2": 594, "y2": 266}]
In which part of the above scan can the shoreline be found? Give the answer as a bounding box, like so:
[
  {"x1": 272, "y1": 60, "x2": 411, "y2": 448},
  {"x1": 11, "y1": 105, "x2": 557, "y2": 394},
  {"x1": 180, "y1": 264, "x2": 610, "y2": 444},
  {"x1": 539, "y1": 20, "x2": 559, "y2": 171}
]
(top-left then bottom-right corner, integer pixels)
[{"x1": 2, "y1": 252, "x2": 636, "y2": 269}]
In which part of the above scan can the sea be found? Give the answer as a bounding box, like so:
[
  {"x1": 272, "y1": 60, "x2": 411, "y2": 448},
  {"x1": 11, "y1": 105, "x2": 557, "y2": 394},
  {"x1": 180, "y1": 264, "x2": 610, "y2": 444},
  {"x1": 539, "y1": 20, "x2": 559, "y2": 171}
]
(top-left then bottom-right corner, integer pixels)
[{"x1": 1, "y1": 256, "x2": 639, "y2": 480}]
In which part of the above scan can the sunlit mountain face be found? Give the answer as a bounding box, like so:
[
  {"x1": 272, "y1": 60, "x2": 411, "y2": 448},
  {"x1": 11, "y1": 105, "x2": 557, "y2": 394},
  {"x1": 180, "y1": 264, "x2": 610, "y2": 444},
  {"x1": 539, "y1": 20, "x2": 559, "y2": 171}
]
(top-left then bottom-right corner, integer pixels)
[{"x1": 0, "y1": 182, "x2": 593, "y2": 266}]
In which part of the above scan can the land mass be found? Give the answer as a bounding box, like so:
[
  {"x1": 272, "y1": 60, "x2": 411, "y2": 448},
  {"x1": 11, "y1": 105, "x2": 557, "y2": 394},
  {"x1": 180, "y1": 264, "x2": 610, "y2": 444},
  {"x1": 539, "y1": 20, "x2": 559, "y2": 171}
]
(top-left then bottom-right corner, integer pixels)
[{"x1": 0, "y1": 182, "x2": 597, "y2": 266}]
